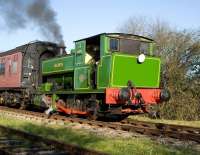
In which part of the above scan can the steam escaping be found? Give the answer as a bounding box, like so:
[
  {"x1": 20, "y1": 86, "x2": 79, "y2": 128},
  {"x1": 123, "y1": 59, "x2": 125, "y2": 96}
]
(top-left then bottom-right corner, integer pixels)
[{"x1": 0, "y1": 0, "x2": 64, "y2": 43}]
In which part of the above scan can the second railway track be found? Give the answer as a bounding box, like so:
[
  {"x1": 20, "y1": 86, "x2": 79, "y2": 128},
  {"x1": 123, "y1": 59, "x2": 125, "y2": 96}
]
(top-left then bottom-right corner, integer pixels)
[
  {"x1": 0, "y1": 124, "x2": 107, "y2": 155},
  {"x1": 0, "y1": 106, "x2": 200, "y2": 144}
]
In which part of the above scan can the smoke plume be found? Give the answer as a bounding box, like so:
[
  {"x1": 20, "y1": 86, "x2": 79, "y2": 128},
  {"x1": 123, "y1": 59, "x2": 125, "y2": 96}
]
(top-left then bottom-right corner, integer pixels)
[{"x1": 0, "y1": 0, "x2": 63, "y2": 43}]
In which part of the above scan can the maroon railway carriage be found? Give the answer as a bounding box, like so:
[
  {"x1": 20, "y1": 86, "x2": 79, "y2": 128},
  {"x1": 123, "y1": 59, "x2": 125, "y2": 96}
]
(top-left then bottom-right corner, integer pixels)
[{"x1": 0, "y1": 41, "x2": 62, "y2": 107}]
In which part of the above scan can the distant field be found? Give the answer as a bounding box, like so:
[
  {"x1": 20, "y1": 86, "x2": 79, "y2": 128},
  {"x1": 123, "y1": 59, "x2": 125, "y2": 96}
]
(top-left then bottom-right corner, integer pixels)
[
  {"x1": 0, "y1": 115, "x2": 199, "y2": 155},
  {"x1": 128, "y1": 115, "x2": 200, "y2": 128}
]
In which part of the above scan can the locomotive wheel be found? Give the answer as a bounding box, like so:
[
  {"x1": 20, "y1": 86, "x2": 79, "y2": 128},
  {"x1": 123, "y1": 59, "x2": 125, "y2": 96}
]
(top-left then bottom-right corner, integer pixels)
[
  {"x1": 19, "y1": 105, "x2": 26, "y2": 110},
  {"x1": 88, "y1": 108, "x2": 98, "y2": 120},
  {"x1": 87, "y1": 101, "x2": 99, "y2": 120},
  {"x1": 19, "y1": 101, "x2": 27, "y2": 110},
  {"x1": 148, "y1": 110, "x2": 160, "y2": 119},
  {"x1": 146, "y1": 105, "x2": 160, "y2": 119},
  {"x1": 12, "y1": 103, "x2": 21, "y2": 108}
]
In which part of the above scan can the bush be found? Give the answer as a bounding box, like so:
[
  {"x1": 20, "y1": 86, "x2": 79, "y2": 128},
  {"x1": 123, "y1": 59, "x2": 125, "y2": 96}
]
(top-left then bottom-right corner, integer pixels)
[{"x1": 159, "y1": 57, "x2": 200, "y2": 120}]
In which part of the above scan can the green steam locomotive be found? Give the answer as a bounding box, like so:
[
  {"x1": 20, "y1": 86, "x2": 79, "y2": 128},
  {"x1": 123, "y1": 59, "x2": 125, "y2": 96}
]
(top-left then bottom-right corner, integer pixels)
[{"x1": 34, "y1": 33, "x2": 170, "y2": 119}]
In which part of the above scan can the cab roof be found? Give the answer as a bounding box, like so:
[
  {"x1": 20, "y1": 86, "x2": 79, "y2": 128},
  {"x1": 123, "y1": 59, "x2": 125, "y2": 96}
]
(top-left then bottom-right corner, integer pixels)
[{"x1": 74, "y1": 33, "x2": 154, "y2": 42}]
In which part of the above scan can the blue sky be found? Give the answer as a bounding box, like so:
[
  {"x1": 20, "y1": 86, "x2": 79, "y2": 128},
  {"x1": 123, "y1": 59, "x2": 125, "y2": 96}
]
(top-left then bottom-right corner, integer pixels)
[{"x1": 0, "y1": 0, "x2": 200, "y2": 51}]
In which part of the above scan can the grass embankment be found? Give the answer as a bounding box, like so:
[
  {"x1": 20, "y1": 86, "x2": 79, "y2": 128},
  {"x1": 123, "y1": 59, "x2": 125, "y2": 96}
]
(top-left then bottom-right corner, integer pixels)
[
  {"x1": 0, "y1": 115, "x2": 199, "y2": 155},
  {"x1": 129, "y1": 115, "x2": 200, "y2": 128}
]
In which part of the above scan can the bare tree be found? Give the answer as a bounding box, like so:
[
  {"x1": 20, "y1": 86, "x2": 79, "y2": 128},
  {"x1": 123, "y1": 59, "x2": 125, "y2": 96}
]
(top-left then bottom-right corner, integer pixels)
[{"x1": 118, "y1": 16, "x2": 194, "y2": 58}]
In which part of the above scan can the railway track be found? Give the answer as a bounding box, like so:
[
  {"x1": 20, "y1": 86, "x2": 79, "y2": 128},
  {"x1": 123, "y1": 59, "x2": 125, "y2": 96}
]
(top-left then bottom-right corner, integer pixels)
[
  {"x1": 120, "y1": 119, "x2": 200, "y2": 143},
  {"x1": 0, "y1": 112, "x2": 107, "y2": 155},
  {"x1": 0, "y1": 106, "x2": 200, "y2": 144}
]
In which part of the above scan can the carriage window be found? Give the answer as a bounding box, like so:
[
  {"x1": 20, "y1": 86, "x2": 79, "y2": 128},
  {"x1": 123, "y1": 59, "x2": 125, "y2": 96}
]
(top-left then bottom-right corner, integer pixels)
[
  {"x1": 11, "y1": 61, "x2": 18, "y2": 74},
  {"x1": 109, "y1": 38, "x2": 119, "y2": 51},
  {"x1": 0, "y1": 63, "x2": 5, "y2": 75}
]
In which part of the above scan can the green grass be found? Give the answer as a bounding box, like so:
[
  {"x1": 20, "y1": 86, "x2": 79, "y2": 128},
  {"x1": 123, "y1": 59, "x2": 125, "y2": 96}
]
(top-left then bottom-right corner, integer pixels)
[
  {"x1": 128, "y1": 115, "x2": 200, "y2": 128},
  {"x1": 0, "y1": 115, "x2": 199, "y2": 155}
]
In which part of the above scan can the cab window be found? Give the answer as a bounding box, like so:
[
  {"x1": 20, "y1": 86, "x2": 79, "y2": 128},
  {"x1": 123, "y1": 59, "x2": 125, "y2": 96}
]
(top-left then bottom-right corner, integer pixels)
[
  {"x1": 109, "y1": 37, "x2": 150, "y2": 55},
  {"x1": 109, "y1": 38, "x2": 119, "y2": 51},
  {"x1": 120, "y1": 39, "x2": 140, "y2": 54},
  {"x1": 140, "y1": 42, "x2": 149, "y2": 55}
]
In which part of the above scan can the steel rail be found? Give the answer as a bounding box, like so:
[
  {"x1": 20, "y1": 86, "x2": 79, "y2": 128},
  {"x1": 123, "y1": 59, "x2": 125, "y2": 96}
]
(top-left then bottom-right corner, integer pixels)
[{"x1": 0, "y1": 106, "x2": 200, "y2": 144}]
